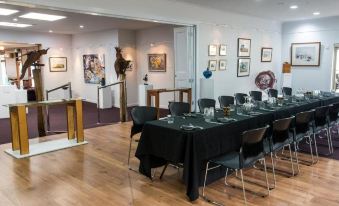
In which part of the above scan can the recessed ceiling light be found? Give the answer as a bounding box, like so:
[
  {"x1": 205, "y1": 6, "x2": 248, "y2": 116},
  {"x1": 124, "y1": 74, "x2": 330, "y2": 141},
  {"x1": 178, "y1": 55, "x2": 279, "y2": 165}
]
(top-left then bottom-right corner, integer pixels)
[
  {"x1": 49, "y1": 30, "x2": 53, "y2": 33},
  {"x1": 152, "y1": 20, "x2": 159, "y2": 23},
  {"x1": 0, "y1": 8, "x2": 19, "y2": 16},
  {"x1": 313, "y1": 12, "x2": 320, "y2": 16},
  {"x1": 13, "y1": 18, "x2": 18, "y2": 21},
  {"x1": 19, "y1": 12, "x2": 66, "y2": 21},
  {"x1": 79, "y1": 25, "x2": 84, "y2": 29},
  {"x1": 290, "y1": 5, "x2": 298, "y2": 9},
  {"x1": 0, "y1": 22, "x2": 32, "y2": 28}
]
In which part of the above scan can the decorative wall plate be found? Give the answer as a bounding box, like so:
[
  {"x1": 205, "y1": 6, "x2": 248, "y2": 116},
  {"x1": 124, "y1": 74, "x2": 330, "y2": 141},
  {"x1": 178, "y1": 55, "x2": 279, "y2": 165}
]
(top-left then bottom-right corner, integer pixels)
[{"x1": 255, "y1": 70, "x2": 276, "y2": 90}]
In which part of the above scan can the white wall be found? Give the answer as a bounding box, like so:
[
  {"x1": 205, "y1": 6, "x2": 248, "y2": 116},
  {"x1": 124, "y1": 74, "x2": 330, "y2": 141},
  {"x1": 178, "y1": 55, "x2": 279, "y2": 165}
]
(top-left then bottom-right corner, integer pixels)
[
  {"x1": 72, "y1": 29, "x2": 119, "y2": 103},
  {"x1": 136, "y1": 25, "x2": 175, "y2": 108},
  {"x1": 282, "y1": 16, "x2": 339, "y2": 91},
  {"x1": 197, "y1": 24, "x2": 282, "y2": 104},
  {"x1": 0, "y1": 29, "x2": 72, "y2": 99}
]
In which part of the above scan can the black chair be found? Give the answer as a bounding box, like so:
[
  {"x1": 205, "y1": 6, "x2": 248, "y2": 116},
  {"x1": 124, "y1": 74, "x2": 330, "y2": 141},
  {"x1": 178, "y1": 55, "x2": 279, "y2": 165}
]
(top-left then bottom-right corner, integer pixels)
[
  {"x1": 168, "y1": 102, "x2": 190, "y2": 116},
  {"x1": 268, "y1": 89, "x2": 278, "y2": 98},
  {"x1": 293, "y1": 110, "x2": 317, "y2": 167},
  {"x1": 329, "y1": 103, "x2": 339, "y2": 137},
  {"x1": 128, "y1": 106, "x2": 158, "y2": 170},
  {"x1": 218, "y1": 96, "x2": 234, "y2": 108},
  {"x1": 198, "y1": 98, "x2": 216, "y2": 112},
  {"x1": 235, "y1": 93, "x2": 248, "y2": 105},
  {"x1": 268, "y1": 116, "x2": 296, "y2": 188},
  {"x1": 202, "y1": 126, "x2": 270, "y2": 205},
  {"x1": 282, "y1": 87, "x2": 292, "y2": 97},
  {"x1": 249, "y1": 91, "x2": 262, "y2": 101},
  {"x1": 313, "y1": 106, "x2": 333, "y2": 155}
]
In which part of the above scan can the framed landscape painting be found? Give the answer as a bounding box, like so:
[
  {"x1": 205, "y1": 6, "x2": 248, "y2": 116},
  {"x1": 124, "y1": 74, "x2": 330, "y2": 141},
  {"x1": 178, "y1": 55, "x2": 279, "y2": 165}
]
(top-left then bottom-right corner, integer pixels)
[
  {"x1": 261, "y1": 48, "x2": 272, "y2": 62},
  {"x1": 208, "y1": 44, "x2": 217, "y2": 56},
  {"x1": 238, "y1": 38, "x2": 251, "y2": 57},
  {"x1": 219, "y1": 44, "x2": 227, "y2": 56},
  {"x1": 209, "y1": 60, "x2": 217, "y2": 71},
  {"x1": 49, "y1": 57, "x2": 67, "y2": 72},
  {"x1": 148, "y1": 54, "x2": 166, "y2": 72},
  {"x1": 219, "y1": 60, "x2": 227, "y2": 70},
  {"x1": 237, "y1": 58, "x2": 251, "y2": 77},
  {"x1": 291, "y1": 42, "x2": 321, "y2": 66}
]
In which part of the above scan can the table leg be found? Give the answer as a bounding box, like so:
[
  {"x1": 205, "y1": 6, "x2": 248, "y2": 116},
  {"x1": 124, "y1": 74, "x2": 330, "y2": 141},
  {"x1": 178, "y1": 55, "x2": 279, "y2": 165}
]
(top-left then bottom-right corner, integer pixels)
[
  {"x1": 9, "y1": 107, "x2": 20, "y2": 151},
  {"x1": 179, "y1": 91, "x2": 183, "y2": 102},
  {"x1": 17, "y1": 106, "x2": 29, "y2": 155},
  {"x1": 66, "y1": 104, "x2": 75, "y2": 140},
  {"x1": 187, "y1": 90, "x2": 192, "y2": 112},
  {"x1": 155, "y1": 93, "x2": 160, "y2": 119},
  {"x1": 147, "y1": 92, "x2": 152, "y2": 107},
  {"x1": 75, "y1": 100, "x2": 84, "y2": 143}
]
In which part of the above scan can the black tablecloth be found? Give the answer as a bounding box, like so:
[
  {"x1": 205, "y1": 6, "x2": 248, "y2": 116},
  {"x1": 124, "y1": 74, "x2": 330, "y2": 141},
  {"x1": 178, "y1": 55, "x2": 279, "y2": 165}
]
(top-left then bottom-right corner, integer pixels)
[{"x1": 135, "y1": 96, "x2": 339, "y2": 201}]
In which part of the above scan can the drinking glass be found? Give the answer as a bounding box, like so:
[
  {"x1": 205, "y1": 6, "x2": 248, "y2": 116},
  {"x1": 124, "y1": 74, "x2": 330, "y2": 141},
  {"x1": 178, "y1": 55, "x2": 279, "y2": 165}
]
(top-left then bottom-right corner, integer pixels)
[
  {"x1": 236, "y1": 106, "x2": 244, "y2": 115},
  {"x1": 167, "y1": 115, "x2": 174, "y2": 124}
]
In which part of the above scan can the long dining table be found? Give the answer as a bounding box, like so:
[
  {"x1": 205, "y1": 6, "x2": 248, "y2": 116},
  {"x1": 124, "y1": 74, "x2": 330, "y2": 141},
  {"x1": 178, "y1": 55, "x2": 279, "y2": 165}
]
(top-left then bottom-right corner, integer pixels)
[{"x1": 135, "y1": 95, "x2": 339, "y2": 201}]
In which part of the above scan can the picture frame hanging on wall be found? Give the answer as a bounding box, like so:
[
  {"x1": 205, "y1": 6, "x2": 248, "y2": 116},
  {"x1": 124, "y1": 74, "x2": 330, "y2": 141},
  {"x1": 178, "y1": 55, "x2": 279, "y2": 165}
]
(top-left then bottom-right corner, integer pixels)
[
  {"x1": 237, "y1": 58, "x2": 251, "y2": 77},
  {"x1": 291, "y1": 42, "x2": 321, "y2": 66},
  {"x1": 261, "y1": 48, "x2": 273, "y2": 62},
  {"x1": 49, "y1": 57, "x2": 67, "y2": 72},
  {"x1": 238, "y1": 38, "x2": 251, "y2": 57},
  {"x1": 219, "y1": 44, "x2": 227, "y2": 56},
  {"x1": 219, "y1": 60, "x2": 227, "y2": 70},
  {"x1": 208, "y1": 44, "x2": 217, "y2": 56},
  {"x1": 209, "y1": 60, "x2": 217, "y2": 71},
  {"x1": 148, "y1": 54, "x2": 166, "y2": 72},
  {"x1": 83, "y1": 54, "x2": 105, "y2": 84}
]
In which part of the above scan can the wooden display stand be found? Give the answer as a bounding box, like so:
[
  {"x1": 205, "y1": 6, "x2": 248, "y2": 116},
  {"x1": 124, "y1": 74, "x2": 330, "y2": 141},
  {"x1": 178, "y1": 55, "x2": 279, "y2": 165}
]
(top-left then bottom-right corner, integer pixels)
[
  {"x1": 6, "y1": 99, "x2": 87, "y2": 158},
  {"x1": 147, "y1": 88, "x2": 192, "y2": 119}
]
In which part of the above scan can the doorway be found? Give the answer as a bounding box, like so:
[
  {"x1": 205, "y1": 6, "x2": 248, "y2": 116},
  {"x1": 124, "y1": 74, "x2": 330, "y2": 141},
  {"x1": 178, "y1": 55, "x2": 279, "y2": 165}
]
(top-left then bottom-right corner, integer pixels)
[{"x1": 332, "y1": 45, "x2": 339, "y2": 91}]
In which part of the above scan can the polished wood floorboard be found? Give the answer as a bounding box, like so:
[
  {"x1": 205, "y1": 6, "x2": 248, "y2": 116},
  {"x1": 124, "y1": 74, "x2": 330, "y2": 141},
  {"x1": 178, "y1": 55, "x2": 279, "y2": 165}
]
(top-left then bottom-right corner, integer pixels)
[{"x1": 1, "y1": 122, "x2": 339, "y2": 206}]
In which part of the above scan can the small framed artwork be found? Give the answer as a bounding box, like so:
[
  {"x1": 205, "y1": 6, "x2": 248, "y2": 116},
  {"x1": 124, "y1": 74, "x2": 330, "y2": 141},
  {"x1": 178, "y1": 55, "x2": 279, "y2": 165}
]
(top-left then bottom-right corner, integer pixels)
[
  {"x1": 219, "y1": 44, "x2": 227, "y2": 56},
  {"x1": 291, "y1": 42, "x2": 321, "y2": 66},
  {"x1": 261, "y1": 48, "x2": 273, "y2": 62},
  {"x1": 208, "y1": 44, "x2": 217, "y2": 56},
  {"x1": 209, "y1": 60, "x2": 217, "y2": 71},
  {"x1": 49, "y1": 57, "x2": 67, "y2": 72},
  {"x1": 126, "y1": 61, "x2": 134, "y2": 71},
  {"x1": 148, "y1": 54, "x2": 166, "y2": 72},
  {"x1": 237, "y1": 58, "x2": 251, "y2": 77},
  {"x1": 238, "y1": 38, "x2": 251, "y2": 57},
  {"x1": 219, "y1": 60, "x2": 227, "y2": 70}
]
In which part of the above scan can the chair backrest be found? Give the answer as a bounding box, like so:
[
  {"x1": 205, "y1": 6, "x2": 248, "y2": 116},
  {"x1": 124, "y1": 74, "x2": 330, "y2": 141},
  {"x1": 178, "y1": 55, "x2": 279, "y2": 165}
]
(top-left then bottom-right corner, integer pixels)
[
  {"x1": 329, "y1": 102, "x2": 339, "y2": 122},
  {"x1": 130, "y1": 106, "x2": 157, "y2": 137},
  {"x1": 282, "y1": 87, "x2": 292, "y2": 96},
  {"x1": 249, "y1": 91, "x2": 262, "y2": 101},
  {"x1": 235, "y1": 93, "x2": 248, "y2": 105},
  {"x1": 314, "y1": 106, "x2": 329, "y2": 127},
  {"x1": 295, "y1": 110, "x2": 313, "y2": 134},
  {"x1": 168, "y1": 102, "x2": 190, "y2": 116},
  {"x1": 268, "y1": 89, "x2": 278, "y2": 98},
  {"x1": 198, "y1": 98, "x2": 216, "y2": 112},
  {"x1": 272, "y1": 116, "x2": 294, "y2": 144},
  {"x1": 218, "y1": 96, "x2": 234, "y2": 108},
  {"x1": 241, "y1": 125, "x2": 269, "y2": 160}
]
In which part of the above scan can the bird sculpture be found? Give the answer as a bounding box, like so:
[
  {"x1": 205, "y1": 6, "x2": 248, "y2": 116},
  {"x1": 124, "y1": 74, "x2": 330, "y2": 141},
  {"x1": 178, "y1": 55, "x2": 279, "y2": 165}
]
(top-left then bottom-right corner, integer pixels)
[
  {"x1": 114, "y1": 47, "x2": 130, "y2": 80},
  {"x1": 20, "y1": 48, "x2": 49, "y2": 79}
]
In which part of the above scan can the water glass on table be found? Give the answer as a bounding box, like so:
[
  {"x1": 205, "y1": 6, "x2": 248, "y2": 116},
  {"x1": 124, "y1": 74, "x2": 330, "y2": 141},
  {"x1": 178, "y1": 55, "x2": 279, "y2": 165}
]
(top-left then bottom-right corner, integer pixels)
[{"x1": 167, "y1": 115, "x2": 174, "y2": 124}]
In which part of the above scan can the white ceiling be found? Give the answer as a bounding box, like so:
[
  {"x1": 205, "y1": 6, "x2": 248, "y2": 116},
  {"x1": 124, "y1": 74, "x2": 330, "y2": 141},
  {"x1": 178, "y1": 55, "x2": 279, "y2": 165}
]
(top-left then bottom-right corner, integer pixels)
[
  {"x1": 171, "y1": 0, "x2": 339, "y2": 22},
  {"x1": 0, "y1": 4, "x2": 163, "y2": 34}
]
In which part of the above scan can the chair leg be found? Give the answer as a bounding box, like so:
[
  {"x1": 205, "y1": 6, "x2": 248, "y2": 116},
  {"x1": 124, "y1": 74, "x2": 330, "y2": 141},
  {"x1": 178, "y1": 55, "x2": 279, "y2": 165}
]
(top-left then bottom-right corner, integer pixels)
[
  {"x1": 294, "y1": 142, "x2": 300, "y2": 173},
  {"x1": 202, "y1": 162, "x2": 209, "y2": 197},
  {"x1": 270, "y1": 152, "x2": 276, "y2": 188},
  {"x1": 240, "y1": 169, "x2": 247, "y2": 206},
  {"x1": 308, "y1": 136, "x2": 315, "y2": 164},
  {"x1": 128, "y1": 137, "x2": 133, "y2": 169},
  {"x1": 224, "y1": 168, "x2": 229, "y2": 186},
  {"x1": 327, "y1": 127, "x2": 334, "y2": 154},
  {"x1": 159, "y1": 163, "x2": 169, "y2": 180},
  {"x1": 312, "y1": 133, "x2": 319, "y2": 163},
  {"x1": 288, "y1": 144, "x2": 295, "y2": 176},
  {"x1": 262, "y1": 158, "x2": 270, "y2": 196},
  {"x1": 326, "y1": 129, "x2": 332, "y2": 154}
]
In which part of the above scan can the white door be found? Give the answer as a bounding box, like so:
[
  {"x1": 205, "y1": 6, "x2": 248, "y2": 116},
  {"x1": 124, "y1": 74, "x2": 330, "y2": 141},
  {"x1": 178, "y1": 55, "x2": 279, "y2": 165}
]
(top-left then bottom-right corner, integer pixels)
[{"x1": 174, "y1": 26, "x2": 196, "y2": 110}]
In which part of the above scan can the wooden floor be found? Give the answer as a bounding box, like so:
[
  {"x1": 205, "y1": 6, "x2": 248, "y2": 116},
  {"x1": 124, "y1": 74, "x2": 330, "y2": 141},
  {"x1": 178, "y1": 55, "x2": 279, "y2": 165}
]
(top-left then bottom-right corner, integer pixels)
[{"x1": 1, "y1": 122, "x2": 339, "y2": 206}]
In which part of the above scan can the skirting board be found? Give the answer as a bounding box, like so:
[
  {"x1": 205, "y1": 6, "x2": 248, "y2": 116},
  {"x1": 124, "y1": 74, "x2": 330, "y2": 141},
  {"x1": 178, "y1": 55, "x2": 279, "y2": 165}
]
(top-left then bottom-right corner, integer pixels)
[{"x1": 5, "y1": 138, "x2": 88, "y2": 159}]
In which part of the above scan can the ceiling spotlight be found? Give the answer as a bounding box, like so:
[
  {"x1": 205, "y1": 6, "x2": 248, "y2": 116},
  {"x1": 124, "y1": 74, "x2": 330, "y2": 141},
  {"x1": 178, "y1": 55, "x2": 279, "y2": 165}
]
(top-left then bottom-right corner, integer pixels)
[
  {"x1": 49, "y1": 30, "x2": 53, "y2": 33},
  {"x1": 290, "y1": 5, "x2": 298, "y2": 9},
  {"x1": 13, "y1": 18, "x2": 18, "y2": 21},
  {"x1": 79, "y1": 25, "x2": 84, "y2": 29},
  {"x1": 0, "y1": 8, "x2": 19, "y2": 16},
  {"x1": 313, "y1": 12, "x2": 320, "y2": 16},
  {"x1": 20, "y1": 12, "x2": 66, "y2": 21},
  {"x1": 0, "y1": 21, "x2": 32, "y2": 28}
]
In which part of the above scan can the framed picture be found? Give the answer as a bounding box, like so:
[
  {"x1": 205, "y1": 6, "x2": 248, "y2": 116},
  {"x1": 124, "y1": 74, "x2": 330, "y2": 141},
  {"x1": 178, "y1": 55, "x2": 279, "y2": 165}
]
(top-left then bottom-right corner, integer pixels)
[
  {"x1": 148, "y1": 54, "x2": 166, "y2": 72},
  {"x1": 49, "y1": 57, "x2": 67, "y2": 72},
  {"x1": 209, "y1": 60, "x2": 217, "y2": 71},
  {"x1": 261, "y1": 48, "x2": 273, "y2": 62},
  {"x1": 237, "y1": 58, "x2": 251, "y2": 77},
  {"x1": 219, "y1": 44, "x2": 227, "y2": 56},
  {"x1": 291, "y1": 42, "x2": 321, "y2": 66},
  {"x1": 219, "y1": 60, "x2": 227, "y2": 70},
  {"x1": 83, "y1": 54, "x2": 105, "y2": 84},
  {"x1": 126, "y1": 60, "x2": 134, "y2": 71},
  {"x1": 238, "y1": 38, "x2": 251, "y2": 57},
  {"x1": 208, "y1": 44, "x2": 217, "y2": 56}
]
